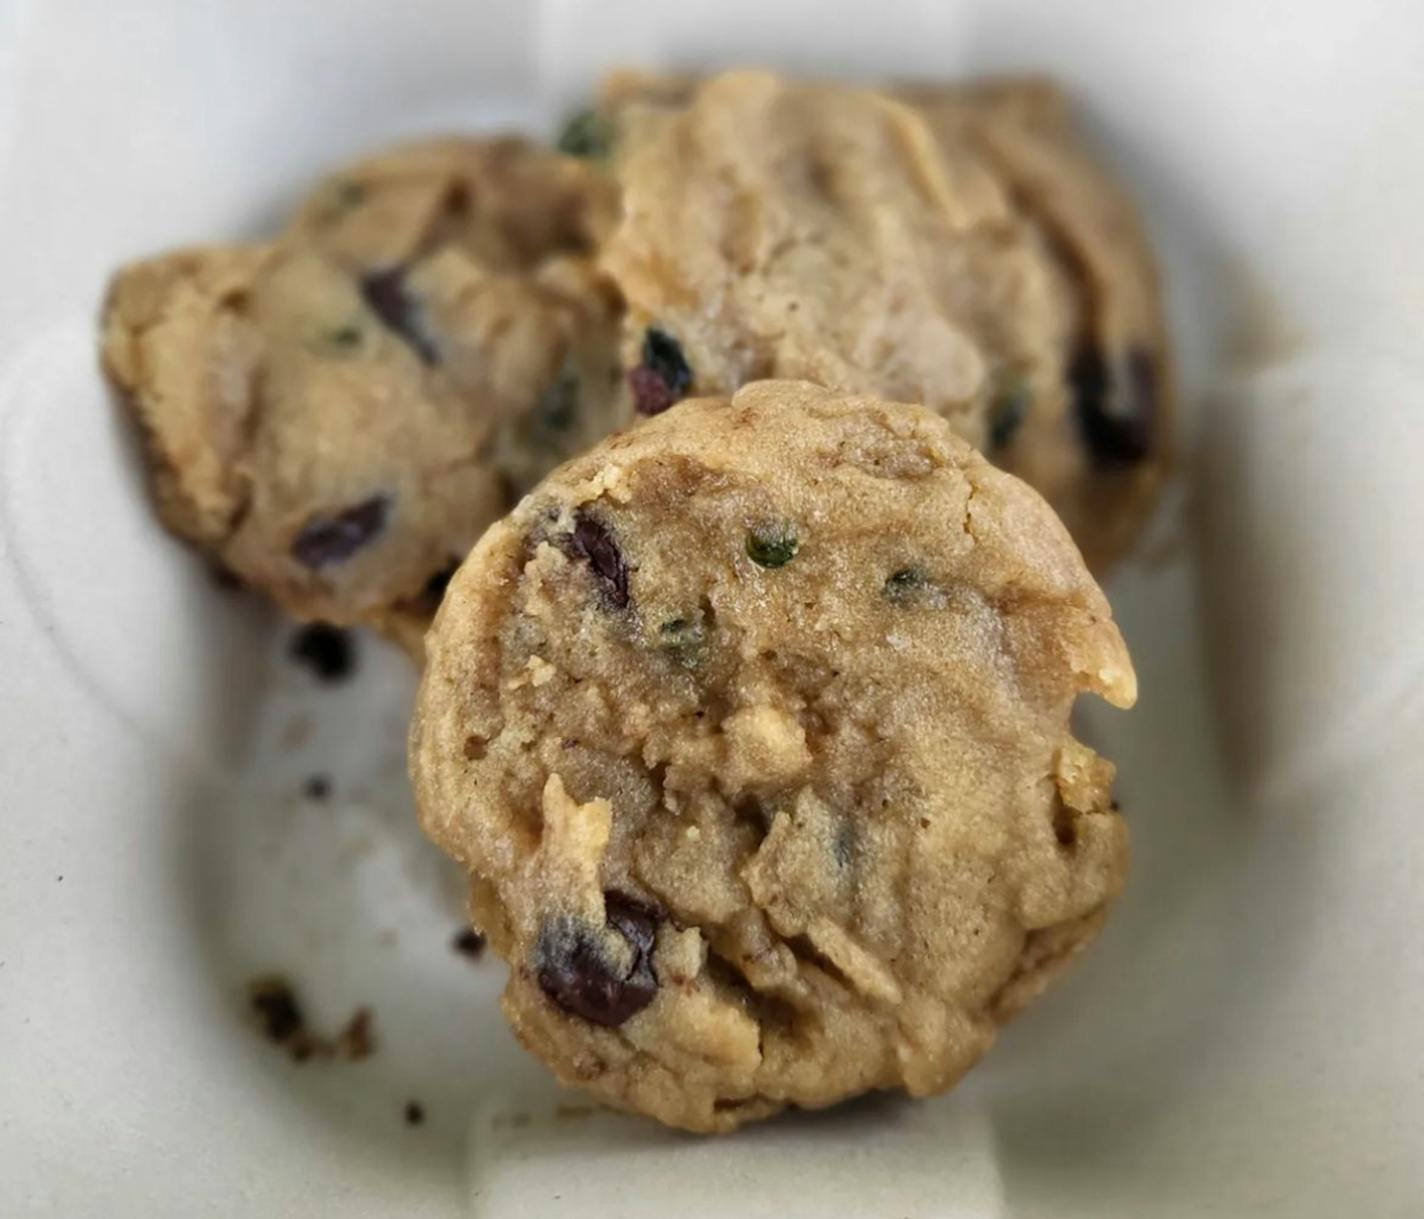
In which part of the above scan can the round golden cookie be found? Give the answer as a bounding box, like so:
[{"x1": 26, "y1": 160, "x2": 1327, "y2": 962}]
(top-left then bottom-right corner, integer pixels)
[
  {"x1": 598, "y1": 70, "x2": 1170, "y2": 573},
  {"x1": 411, "y1": 380, "x2": 1136, "y2": 1132},
  {"x1": 101, "y1": 137, "x2": 622, "y2": 639}
]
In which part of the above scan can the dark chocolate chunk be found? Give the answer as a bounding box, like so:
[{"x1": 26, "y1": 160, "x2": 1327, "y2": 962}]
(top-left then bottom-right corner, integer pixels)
[
  {"x1": 746, "y1": 523, "x2": 799, "y2": 569},
  {"x1": 412, "y1": 561, "x2": 460, "y2": 615},
  {"x1": 556, "y1": 108, "x2": 613, "y2": 160},
  {"x1": 452, "y1": 927, "x2": 487, "y2": 961},
  {"x1": 568, "y1": 511, "x2": 630, "y2": 608},
  {"x1": 535, "y1": 891, "x2": 660, "y2": 1027},
  {"x1": 1070, "y1": 342, "x2": 1156, "y2": 466},
  {"x1": 291, "y1": 496, "x2": 390, "y2": 569},
  {"x1": 629, "y1": 327, "x2": 692, "y2": 416},
  {"x1": 288, "y1": 622, "x2": 357, "y2": 682},
  {"x1": 360, "y1": 268, "x2": 439, "y2": 365}
]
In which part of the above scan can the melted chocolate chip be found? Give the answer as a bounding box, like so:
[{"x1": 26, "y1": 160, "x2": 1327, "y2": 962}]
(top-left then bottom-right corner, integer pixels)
[
  {"x1": 567, "y1": 511, "x2": 629, "y2": 608},
  {"x1": 289, "y1": 623, "x2": 357, "y2": 682},
  {"x1": 360, "y1": 268, "x2": 439, "y2": 365},
  {"x1": 535, "y1": 892, "x2": 660, "y2": 1027},
  {"x1": 1070, "y1": 342, "x2": 1156, "y2": 466},
  {"x1": 629, "y1": 328, "x2": 692, "y2": 416},
  {"x1": 291, "y1": 496, "x2": 389, "y2": 569}
]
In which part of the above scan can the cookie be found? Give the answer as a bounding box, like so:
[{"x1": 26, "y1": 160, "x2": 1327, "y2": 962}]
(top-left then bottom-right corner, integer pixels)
[
  {"x1": 411, "y1": 380, "x2": 1135, "y2": 1132},
  {"x1": 902, "y1": 79, "x2": 1171, "y2": 573},
  {"x1": 598, "y1": 70, "x2": 1170, "y2": 572},
  {"x1": 101, "y1": 137, "x2": 622, "y2": 640}
]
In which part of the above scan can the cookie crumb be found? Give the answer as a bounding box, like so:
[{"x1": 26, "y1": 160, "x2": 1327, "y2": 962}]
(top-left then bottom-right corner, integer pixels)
[
  {"x1": 335, "y1": 1007, "x2": 375, "y2": 1061},
  {"x1": 404, "y1": 1101, "x2": 425, "y2": 1126},
  {"x1": 303, "y1": 775, "x2": 331, "y2": 801},
  {"x1": 245, "y1": 974, "x2": 375, "y2": 1063},
  {"x1": 452, "y1": 928, "x2": 487, "y2": 961},
  {"x1": 289, "y1": 623, "x2": 356, "y2": 682}
]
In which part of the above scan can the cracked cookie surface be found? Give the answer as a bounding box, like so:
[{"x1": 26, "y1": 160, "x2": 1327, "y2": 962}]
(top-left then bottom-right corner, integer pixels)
[
  {"x1": 411, "y1": 380, "x2": 1135, "y2": 1131},
  {"x1": 598, "y1": 70, "x2": 1170, "y2": 572},
  {"x1": 101, "y1": 136, "x2": 622, "y2": 642}
]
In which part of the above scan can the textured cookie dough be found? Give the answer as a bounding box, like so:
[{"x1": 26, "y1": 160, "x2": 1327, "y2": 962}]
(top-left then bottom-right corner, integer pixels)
[
  {"x1": 101, "y1": 137, "x2": 623, "y2": 640},
  {"x1": 411, "y1": 381, "x2": 1136, "y2": 1132},
  {"x1": 598, "y1": 70, "x2": 1170, "y2": 572}
]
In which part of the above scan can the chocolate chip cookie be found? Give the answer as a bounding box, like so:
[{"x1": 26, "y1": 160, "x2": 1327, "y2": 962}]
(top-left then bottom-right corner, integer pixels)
[
  {"x1": 598, "y1": 70, "x2": 1170, "y2": 572},
  {"x1": 411, "y1": 380, "x2": 1135, "y2": 1131},
  {"x1": 101, "y1": 137, "x2": 622, "y2": 643}
]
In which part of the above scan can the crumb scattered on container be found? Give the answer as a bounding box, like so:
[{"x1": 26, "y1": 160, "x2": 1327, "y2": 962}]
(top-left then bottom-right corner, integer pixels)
[
  {"x1": 404, "y1": 1101, "x2": 425, "y2": 1126},
  {"x1": 452, "y1": 928, "x2": 487, "y2": 961},
  {"x1": 245, "y1": 974, "x2": 375, "y2": 1063},
  {"x1": 289, "y1": 622, "x2": 357, "y2": 682},
  {"x1": 554, "y1": 1103, "x2": 595, "y2": 1121},
  {"x1": 335, "y1": 1007, "x2": 375, "y2": 1061},
  {"x1": 304, "y1": 775, "x2": 331, "y2": 801}
]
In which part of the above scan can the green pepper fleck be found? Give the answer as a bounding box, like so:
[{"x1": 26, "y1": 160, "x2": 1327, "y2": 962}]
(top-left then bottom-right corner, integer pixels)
[
  {"x1": 746, "y1": 524, "x2": 799, "y2": 569},
  {"x1": 312, "y1": 323, "x2": 366, "y2": 356},
  {"x1": 989, "y1": 378, "x2": 1030, "y2": 450},
  {"x1": 538, "y1": 372, "x2": 579, "y2": 432},
  {"x1": 883, "y1": 567, "x2": 927, "y2": 601},
  {"x1": 658, "y1": 616, "x2": 707, "y2": 668},
  {"x1": 556, "y1": 108, "x2": 612, "y2": 160}
]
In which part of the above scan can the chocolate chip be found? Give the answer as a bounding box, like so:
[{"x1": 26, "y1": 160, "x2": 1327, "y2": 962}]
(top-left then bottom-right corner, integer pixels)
[
  {"x1": 303, "y1": 775, "x2": 331, "y2": 801},
  {"x1": 628, "y1": 365, "x2": 677, "y2": 417},
  {"x1": 414, "y1": 561, "x2": 460, "y2": 614},
  {"x1": 629, "y1": 328, "x2": 692, "y2": 416},
  {"x1": 291, "y1": 496, "x2": 390, "y2": 569},
  {"x1": 452, "y1": 928, "x2": 487, "y2": 961},
  {"x1": 1070, "y1": 342, "x2": 1156, "y2": 466},
  {"x1": 404, "y1": 1101, "x2": 425, "y2": 1126},
  {"x1": 567, "y1": 510, "x2": 630, "y2": 608},
  {"x1": 535, "y1": 891, "x2": 660, "y2": 1027},
  {"x1": 360, "y1": 268, "x2": 439, "y2": 365},
  {"x1": 556, "y1": 108, "x2": 612, "y2": 160},
  {"x1": 289, "y1": 623, "x2": 356, "y2": 682}
]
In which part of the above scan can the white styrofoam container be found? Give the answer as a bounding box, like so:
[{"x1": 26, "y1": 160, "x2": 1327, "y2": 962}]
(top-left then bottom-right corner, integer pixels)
[{"x1": 1, "y1": 1, "x2": 1421, "y2": 1214}]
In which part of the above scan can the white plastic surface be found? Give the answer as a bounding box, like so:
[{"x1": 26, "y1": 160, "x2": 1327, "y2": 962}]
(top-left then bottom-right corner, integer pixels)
[{"x1": 2, "y1": 1, "x2": 1422, "y2": 1215}]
